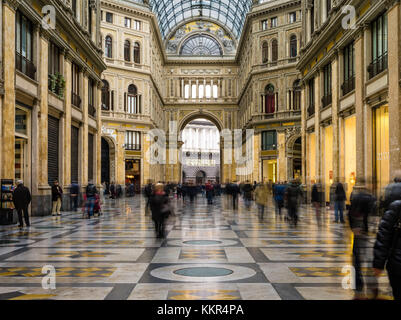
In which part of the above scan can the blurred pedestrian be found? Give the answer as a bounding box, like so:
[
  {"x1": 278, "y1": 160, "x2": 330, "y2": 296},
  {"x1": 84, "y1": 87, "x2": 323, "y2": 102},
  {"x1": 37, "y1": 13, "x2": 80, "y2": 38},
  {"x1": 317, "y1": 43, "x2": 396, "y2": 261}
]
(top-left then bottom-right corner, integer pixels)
[
  {"x1": 285, "y1": 179, "x2": 302, "y2": 226},
  {"x1": 12, "y1": 180, "x2": 31, "y2": 228},
  {"x1": 229, "y1": 181, "x2": 240, "y2": 210},
  {"x1": 243, "y1": 180, "x2": 253, "y2": 210},
  {"x1": 110, "y1": 182, "x2": 116, "y2": 199},
  {"x1": 51, "y1": 180, "x2": 63, "y2": 216},
  {"x1": 373, "y1": 187, "x2": 401, "y2": 300},
  {"x1": 85, "y1": 180, "x2": 98, "y2": 219},
  {"x1": 311, "y1": 182, "x2": 322, "y2": 226},
  {"x1": 205, "y1": 180, "x2": 214, "y2": 204},
  {"x1": 273, "y1": 182, "x2": 286, "y2": 217},
  {"x1": 70, "y1": 182, "x2": 80, "y2": 212},
  {"x1": 348, "y1": 181, "x2": 377, "y2": 299},
  {"x1": 150, "y1": 183, "x2": 170, "y2": 238},
  {"x1": 334, "y1": 182, "x2": 346, "y2": 223},
  {"x1": 255, "y1": 182, "x2": 268, "y2": 220}
]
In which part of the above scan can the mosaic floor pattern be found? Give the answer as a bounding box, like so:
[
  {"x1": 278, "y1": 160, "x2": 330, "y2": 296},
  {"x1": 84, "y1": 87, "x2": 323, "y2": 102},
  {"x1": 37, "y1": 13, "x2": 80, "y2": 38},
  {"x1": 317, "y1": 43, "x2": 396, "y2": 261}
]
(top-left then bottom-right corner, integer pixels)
[{"x1": 0, "y1": 194, "x2": 393, "y2": 300}]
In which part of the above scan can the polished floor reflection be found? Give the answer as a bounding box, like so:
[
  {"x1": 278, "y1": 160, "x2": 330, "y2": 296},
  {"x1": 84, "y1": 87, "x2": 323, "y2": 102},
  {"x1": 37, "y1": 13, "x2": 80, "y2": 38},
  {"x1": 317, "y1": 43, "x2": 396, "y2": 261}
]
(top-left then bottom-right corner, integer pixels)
[{"x1": 0, "y1": 195, "x2": 393, "y2": 300}]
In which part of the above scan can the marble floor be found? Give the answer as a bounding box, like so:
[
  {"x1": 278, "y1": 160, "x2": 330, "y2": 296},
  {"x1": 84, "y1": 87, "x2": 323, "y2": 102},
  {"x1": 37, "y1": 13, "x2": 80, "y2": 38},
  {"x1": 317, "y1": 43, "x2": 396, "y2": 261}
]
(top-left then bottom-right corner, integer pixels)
[{"x1": 0, "y1": 194, "x2": 393, "y2": 300}]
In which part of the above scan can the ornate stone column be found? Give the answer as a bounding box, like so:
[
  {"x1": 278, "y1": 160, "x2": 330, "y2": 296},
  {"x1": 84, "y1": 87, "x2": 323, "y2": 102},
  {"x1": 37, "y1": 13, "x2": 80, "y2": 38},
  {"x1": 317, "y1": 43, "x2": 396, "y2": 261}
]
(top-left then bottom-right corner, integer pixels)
[
  {"x1": 331, "y1": 49, "x2": 340, "y2": 184},
  {"x1": 314, "y1": 70, "x2": 321, "y2": 184},
  {"x1": 38, "y1": 27, "x2": 50, "y2": 188},
  {"x1": 63, "y1": 50, "x2": 72, "y2": 189},
  {"x1": 387, "y1": 1, "x2": 401, "y2": 178},
  {"x1": 354, "y1": 29, "x2": 365, "y2": 185},
  {"x1": 81, "y1": 68, "x2": 89, "y2": 187},
  {"x1": 1, "y1": 0, "x2": 18, "y2": 180}
]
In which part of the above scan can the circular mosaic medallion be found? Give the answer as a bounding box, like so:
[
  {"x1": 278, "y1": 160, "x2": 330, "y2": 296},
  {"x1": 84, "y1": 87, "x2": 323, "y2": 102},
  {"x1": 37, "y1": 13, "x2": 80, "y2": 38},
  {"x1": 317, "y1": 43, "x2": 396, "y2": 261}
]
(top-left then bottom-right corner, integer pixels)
[
  {"x1": 183, "y1": 240, "x2": 222, "y2": 245},
  {"x1": 168, "y1": 239, "x2": 238, "y2": 247},
  {"x1": 174, "y1": 267, "x2": 233, "y2": 277},
  {"x1": 150, "y1": 264, "x2": 256, "y2": 282}
]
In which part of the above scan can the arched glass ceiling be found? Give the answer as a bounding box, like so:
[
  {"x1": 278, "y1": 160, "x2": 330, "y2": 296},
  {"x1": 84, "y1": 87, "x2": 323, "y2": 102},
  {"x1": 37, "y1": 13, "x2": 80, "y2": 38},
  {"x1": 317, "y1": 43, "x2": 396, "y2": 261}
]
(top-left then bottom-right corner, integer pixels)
[
  {"x1": 180, "y1": 35, "x2": 223, "y2": 56},
  {"x1": 148, "y1": 0, "x2": 253, "y2": 40}
]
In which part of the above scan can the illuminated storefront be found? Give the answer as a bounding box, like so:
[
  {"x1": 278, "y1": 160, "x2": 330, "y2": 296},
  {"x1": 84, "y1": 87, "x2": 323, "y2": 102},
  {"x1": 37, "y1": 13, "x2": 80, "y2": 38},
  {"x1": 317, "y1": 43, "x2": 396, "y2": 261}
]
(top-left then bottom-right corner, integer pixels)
[
  {"x1": 262, "y1": 159, "x2": 277, "y2": 183},
  {"x1": 324, "y1": 126, "x2": 333, "y2": 202},
  {"x1": 125, "y1": 159, "x2": 141, "y2": 192},
  {"x1": 373, "y1": 104, "x2": 389, "y2": 196},
  {"x1": 343, "y1": 116, "x2": 356, "y2": 203},
  {"x1": 308, "y1": 132, "x2": 316, "y2": 184}
]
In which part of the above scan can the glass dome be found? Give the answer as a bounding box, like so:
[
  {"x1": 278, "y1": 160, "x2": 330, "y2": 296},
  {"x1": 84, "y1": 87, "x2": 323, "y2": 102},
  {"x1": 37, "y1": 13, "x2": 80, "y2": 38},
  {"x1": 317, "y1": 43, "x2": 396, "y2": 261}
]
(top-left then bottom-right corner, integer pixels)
[{"x1": 148, "y1": 0, "x2": 253, "y2": 40}]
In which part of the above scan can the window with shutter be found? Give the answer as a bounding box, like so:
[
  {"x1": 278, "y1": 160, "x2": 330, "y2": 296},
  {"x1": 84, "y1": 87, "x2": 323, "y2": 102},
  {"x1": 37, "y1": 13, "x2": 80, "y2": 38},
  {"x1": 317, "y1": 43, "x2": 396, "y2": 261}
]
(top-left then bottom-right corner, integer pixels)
[
  {"x1": 48, "y1": 115, "x2": 59, "y2": 185},
  {"x1": 88, "y1": 133, "x2": 94, "y2": 181},
  {"x1": 71, "y1": 126, "x2": 79, "y2": 183}
]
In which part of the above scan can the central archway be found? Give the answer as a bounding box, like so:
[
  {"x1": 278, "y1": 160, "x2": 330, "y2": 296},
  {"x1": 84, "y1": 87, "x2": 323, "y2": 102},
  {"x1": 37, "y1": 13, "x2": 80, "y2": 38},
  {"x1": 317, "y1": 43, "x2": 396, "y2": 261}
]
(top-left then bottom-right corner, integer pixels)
[{"x1": 180, "y1": 118, "x2": 221, "y2": 184}]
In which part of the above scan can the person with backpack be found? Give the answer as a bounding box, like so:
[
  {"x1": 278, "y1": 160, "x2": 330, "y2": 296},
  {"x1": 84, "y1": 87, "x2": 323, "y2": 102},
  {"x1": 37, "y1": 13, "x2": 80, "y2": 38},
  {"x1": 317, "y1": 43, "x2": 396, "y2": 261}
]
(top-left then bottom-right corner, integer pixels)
[
  {"x1": 85, "y1": 181, "x2": 98, "y2": 219},
  {"x1": 285, "y1": 179, "x2": 303, "y2": 226}
]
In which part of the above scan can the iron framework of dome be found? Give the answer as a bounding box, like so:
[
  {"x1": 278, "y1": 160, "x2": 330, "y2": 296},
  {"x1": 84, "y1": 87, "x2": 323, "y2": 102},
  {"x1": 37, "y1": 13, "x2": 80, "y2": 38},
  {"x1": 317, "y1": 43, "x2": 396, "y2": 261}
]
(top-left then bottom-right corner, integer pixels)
[
  {"x1": 148, "y1": 0, "x2": 253, "y2": 40},
  {"x1": 180, "y1": 34, "x2": 223, "y2": 56}
]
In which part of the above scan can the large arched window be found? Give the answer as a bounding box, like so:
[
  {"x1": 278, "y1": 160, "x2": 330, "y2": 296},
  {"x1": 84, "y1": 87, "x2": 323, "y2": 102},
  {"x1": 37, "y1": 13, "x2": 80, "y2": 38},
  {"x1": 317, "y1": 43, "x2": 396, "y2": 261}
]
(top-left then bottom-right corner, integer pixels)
[
  {"x1": 262, "y1": 41, "x2": 268, "y2": 63},
  {"x1": 180, "y1": 34, "x2": 223, "y2": 56},
  {"x1": 126, "y1": 84, "x2": 141, "y2": 114},
  {"x1": 290, "y1": 35, "x2": 297, "y2": 58},
  {"x1": 292, "y1": 80, "x2": 301, "y2": 110},
  {"x1": 271, "y1": 39, "x2": 278, "y2": 63},
  {"x1": 133, "y1": 42, "x2": 140, "y2": 64},
  {"x1": 264, "y1": 84, "x2": 275, "y2": 114},
  {"x1": 101, "y1": 80, "x2": 110, "y2": 110},
  {"x1": 124, "y1": 40, "x2": 131, "y2": 61},
  {"x1": 105, "y1": 36, "x2": 112, "y2": 58}
]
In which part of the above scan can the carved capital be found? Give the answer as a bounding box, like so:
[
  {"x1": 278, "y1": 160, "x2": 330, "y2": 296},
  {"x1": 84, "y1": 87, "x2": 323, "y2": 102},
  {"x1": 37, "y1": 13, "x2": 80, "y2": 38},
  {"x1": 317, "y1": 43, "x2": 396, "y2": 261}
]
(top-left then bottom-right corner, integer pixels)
[{"x1": 3, "y1": 0, "x2": 19, "y2": 11}]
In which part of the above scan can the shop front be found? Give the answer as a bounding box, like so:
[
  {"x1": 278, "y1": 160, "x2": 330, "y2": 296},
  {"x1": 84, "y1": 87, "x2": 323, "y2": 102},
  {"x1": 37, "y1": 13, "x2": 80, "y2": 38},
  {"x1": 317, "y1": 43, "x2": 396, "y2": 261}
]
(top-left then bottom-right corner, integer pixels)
[
  {"x1": 308, "y1": 131, "x2": 316, "y2": 185},
  {"x1": 343, "y1": 115, "x2": 356, "y2": 203},
  {"x1": 125, "y1": 158, "x2": 141, "y2": 193},
  {"x1": 15, "y1": 105, "x2": 31, "y2": 190},
  {"x1": 373, "y1": 104, "x2": 389, "y2": 197},
  {"x1": 262, "y1": 158, "x2": 277, "y2": 183},
  {"x1": 324, "y1": 125, "x2": 333, "y2": 203}
]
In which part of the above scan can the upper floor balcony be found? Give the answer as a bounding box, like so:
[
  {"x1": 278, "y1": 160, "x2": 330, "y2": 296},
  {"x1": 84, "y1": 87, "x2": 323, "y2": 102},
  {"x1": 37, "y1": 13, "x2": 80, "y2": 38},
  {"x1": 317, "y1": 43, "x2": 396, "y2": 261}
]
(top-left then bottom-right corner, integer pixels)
[{"x1": 101, "y1": 109, "x2": 151, "y2": 122}]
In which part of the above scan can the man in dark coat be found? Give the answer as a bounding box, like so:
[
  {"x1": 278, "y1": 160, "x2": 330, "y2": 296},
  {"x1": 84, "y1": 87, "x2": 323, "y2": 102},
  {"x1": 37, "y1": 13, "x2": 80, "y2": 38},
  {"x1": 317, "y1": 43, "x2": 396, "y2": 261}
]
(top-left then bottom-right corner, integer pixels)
[
  {"x1": 381, "y1": 173, "x2": 401, "y2": 213},
  {"x1": 229, "y1": 181, "x2": 241, "y2": 210},
  {"x1": 311, "y1": 182, "x2": 323, "y2": 226},
  {"x1": 348, "y1": 183, "x2": 377, "y2": 299},
  {"x1": 149, "y1": 183, "x2": 170, "y2": 238},
  {"x1": 12, "y1": 180, "x2": 31, "y2": 228},
  {"x1": 373, "y1": 199, "x2": 401, "y2": 300},
  {"x1": 242, "y1": 181, "x2": 253, "y2": 210},
  {"x1": 85, "y1": 181, "x2": 98, "y2": 218},
  {"x1": 334, "y1": 182, "x2": 346, "y2": 223},
  {"x1": 285, "y1": 180, "x2": 303, "y2": 226},
  {"x1": 70, "y1": 182, "x2": 80, "y2": 212},
  {"x1": 144, "y1": 181, "x2": 153, "y2": 214}
]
